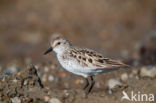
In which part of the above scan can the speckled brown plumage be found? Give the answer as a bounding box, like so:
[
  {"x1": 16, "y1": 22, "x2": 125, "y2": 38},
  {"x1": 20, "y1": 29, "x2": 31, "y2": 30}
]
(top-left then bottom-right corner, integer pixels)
[{"x1": 68, "y1": 47, "x2": 129, "y2": 69}]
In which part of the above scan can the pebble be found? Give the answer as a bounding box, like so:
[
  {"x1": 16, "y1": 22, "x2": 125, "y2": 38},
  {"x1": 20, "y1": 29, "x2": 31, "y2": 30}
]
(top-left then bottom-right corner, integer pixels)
[
  {"x1": 34, "y1": 64, "x2": 40, "y2": 70},
  {"x1": 49, "y1": 98, "x2": 62, "y2": 103},
  {"x1": 24, "y1": 80, "x2": 28, "y2": 85},
  {"x1": 132, "y1": 69, "x2": 139, "y2": 75},
  {"x1": 44, "y1": 66, "x2": 49, "y2": 73},
  {"x1": 108, "y1": 89, "x2": 113, "y2": 94},
  {"x1": 42, "y1": 74, "x2": 47, "y2": 82},
  {"x1": 6, "y1": 65, "x2": 17, "y2": 75},
  {"x1": 48, "y1": 75, "x2": 54, "y2": 82},
  {"x1": 63, "y1": 90, "x2": 70, "y2": 98},
  {"x1": 140, "y1": 66, "x2": 156, "y2": 78},
  {"x1": 44, "y1": 96, "x2": 50, "y2": 102},
  {"x1": 120, "y1": 73, "x2": 128, "y2": 82},
  {"x1": 107, "y1": 79, "x2": 122, "y2": 89},
  {"x1": 75, "y1": 79, "x2": 84, "y2": 85},
  {"x1": 11, "y1": 97, "x2": 21, "y2": 103},
  {"x1": 12, "y1": 79, "x2": 18, "y2": 83},
  {"x1": 17, "y1": 72, "x2": 22, "y2": 76}
]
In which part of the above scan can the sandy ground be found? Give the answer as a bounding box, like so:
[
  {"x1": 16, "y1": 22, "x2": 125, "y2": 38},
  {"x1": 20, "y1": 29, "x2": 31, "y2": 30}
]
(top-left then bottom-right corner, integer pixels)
[
  {"x1": 0, "y1": 62, "x2": 156, "y2": 103},
  {"x1": 0, "y1": 0, "x2": 156, "y2": 103}
]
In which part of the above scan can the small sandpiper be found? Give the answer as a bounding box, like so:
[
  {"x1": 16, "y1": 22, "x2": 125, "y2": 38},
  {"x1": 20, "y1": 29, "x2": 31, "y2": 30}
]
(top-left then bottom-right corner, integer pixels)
[{"x1": 44, "y1": 34, "x2": 129, "y2": 93}]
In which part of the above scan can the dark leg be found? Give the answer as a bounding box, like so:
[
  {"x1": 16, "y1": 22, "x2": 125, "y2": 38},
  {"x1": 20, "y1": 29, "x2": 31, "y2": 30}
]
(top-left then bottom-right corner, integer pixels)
[
  {"x1": 83, "y1": 78, "x2": 89, "y2": 90},
  {"x1": 88, "y1": 76, "x2": 95, "y2": 93}
]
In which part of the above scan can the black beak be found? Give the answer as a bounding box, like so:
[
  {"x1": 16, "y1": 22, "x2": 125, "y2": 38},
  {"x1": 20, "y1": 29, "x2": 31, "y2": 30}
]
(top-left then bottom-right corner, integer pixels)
[{"x1": 44, "y1": 47, "x2": 53, "y2": 55}]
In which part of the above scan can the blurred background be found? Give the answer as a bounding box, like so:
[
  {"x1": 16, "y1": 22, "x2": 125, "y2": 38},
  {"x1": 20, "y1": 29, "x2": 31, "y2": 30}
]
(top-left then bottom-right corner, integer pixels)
[
  {"x1": 0, "y1": 0, "x2": 156, "y2": 102},
  {"x1": 0, "y1": 0, "x2": 156, "y2": 65}
]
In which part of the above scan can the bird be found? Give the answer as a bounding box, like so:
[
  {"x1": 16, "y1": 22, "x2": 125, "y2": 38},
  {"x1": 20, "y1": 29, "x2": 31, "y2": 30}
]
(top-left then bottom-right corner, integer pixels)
[{"x1": 44, "y1": 34, "x2": 129, "y2": 93}]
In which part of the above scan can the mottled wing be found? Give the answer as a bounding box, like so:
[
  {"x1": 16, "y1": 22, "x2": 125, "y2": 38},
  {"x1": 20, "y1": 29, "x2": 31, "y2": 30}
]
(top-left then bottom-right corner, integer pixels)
[
  {"x1": 94, "y1": 58, "x2": 129, "y2": 69},
  {"x1": 70, "y1": 48, "x2": 129, "y2": 69}
]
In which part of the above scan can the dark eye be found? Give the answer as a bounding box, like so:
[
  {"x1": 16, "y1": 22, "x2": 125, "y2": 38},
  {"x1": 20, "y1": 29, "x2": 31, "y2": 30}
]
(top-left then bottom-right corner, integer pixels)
[{"x1": 57, "y1": 42, "x2": 61, "y2": 45}]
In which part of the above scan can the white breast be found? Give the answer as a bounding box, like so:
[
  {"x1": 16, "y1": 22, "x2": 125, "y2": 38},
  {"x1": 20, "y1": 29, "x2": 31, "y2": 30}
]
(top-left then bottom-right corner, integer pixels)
[{"x1": 57, "y1": 54, "x2": 92, "y2": 78}]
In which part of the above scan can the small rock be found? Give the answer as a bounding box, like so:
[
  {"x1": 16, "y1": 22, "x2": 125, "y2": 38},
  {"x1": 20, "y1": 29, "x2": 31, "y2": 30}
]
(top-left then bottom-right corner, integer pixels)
[
  {"x1": 120, "y1": 73, "x2": 128, "y2": 82},
  {"x1": 45, "y1": 86, "x2": 50, "y2": 90},
  {"x1": 107, "y1": 79, "x2": 122, "y2": 89},
  {"x1": 108, "y1": 89, "x2": 113, "y2": 94},
  {"x1": 49, "y1": 98, "x2": 62, "y2": 103},
  {"x1": 17, "y1": 72, "x2": 22, "y2": 76},
  {"x1": 11, "y1": 97, "x2": 21, "y2": 103},
  {"x1": 48, "y1": 75, "x2": 54, "y2": 82},
  {"x1": 12, "y1": 79, "x2": 18, "y2": 83},
  {"x1": 44, "y1": 96, "x2": 50, "y2": 102},
  {"x1": 140, "y1": 66, "x2": 156, "y2": 78},
  {"x1": 63, "y1": 90, "x2": 70, "y2": 97},
  {"x1": 6, "y1": 65, "x2": 17, "y2": 75},
  {"x1": 42, "y1": 74, "x2": 47, "y2": 82},
  {"x1": 24, "y1": 80, "x2": 28, "y2": 85},
  {"x1": 35, "y1": 64, "x2": 40, "y2": 69},
  {"x1": 132, "y1": 69, "x2": 139, "y2": 75},
  {"x1": 44, "y1": 66, "x2": 49, "y2": 73},
  {"x1": 75, "y1": 79, "x2": 84, "y2": 85}
]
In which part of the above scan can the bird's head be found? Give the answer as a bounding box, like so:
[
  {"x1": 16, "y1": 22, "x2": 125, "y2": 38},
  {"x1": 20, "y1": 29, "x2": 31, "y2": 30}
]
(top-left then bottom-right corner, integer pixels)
[{"x1": 44, "y1": 34, "x2": 71, "y2": 55}]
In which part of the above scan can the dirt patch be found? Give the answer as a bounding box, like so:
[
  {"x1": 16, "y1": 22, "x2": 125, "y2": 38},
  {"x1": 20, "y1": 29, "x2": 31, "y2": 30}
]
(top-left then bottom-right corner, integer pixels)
[{"x1": 0, "y1": 63, "x2": 156, "y2": 103}]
